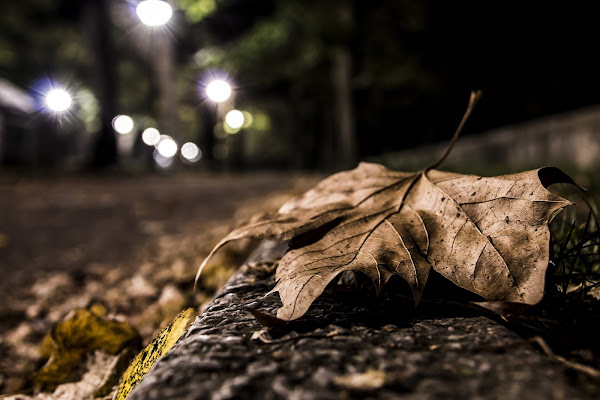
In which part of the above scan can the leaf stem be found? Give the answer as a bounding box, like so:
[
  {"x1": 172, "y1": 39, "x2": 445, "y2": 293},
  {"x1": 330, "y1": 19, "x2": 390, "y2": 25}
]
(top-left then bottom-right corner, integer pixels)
[{"x1": 426, "y1": 90, "x2": 483, "y2": 171}]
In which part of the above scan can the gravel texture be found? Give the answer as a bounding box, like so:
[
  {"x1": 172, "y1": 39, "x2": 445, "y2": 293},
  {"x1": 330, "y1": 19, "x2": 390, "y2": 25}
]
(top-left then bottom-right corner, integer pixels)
[{"x1": 130, "y1": 241, "x2": 595, "y2": 400}]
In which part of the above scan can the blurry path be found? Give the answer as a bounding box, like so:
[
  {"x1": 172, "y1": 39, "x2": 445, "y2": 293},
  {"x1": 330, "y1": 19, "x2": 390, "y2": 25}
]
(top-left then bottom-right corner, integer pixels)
[
  {"x1": 0, "y1": 171, "x2": 323, "y2": 394},
  {"x1": 0, "y1": 172, "x2": 313, "y2": 315}
]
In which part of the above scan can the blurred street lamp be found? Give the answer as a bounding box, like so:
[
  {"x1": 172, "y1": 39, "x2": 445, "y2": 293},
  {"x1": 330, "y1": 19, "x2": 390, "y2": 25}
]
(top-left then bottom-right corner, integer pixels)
[
  {"x1": 181, "y1": 142, "x2": 201, "y2": 162},
  {"x1": 112, "y1": 114, "x2": 134, "y2": 134},
  {"x1": 156, "y1": 135, "x2": 178, "y2": 158},
  {"x1": 136, "y1": 0, "x2": 173, "y2": 26},
  {"x1": 153, "y1": 150, "x2": 174, "y2": 168},
  {"x1": 199, "y1": 76, "x2": 233, "y2": 167},
  {"x1": 225, "y1": 109, "x2": 244, "y2": 130},
  {"x1": 45, "y1": 88, "x2": 72, "y2": 113},
  {"x1": 205, "y1": 79, "x2": 232, "y2": 103},
  {"x1": 136, "y1": 0, "x2": 179, "y2": 161},
  {"x1": 241, "y1": 111, "x2": 253, "y2": 128},
  {"x1": 142, "y1": 127, "x2": 161, "y2": 145}
]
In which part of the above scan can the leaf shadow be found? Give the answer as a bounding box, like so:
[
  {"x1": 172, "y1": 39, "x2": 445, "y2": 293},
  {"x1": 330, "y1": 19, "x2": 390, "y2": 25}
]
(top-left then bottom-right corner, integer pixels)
[{"x1": 249, "y1": 270, "x2": 488, "y2": 339}]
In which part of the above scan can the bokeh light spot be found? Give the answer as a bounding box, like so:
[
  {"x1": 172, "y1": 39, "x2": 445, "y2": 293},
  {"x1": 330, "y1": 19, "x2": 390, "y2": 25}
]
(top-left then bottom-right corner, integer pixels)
[
  {"x1": 112, "y1": 115, "x2": 134, "y2": 134},
  {"x1": 253, "y1": 112, "x2": 271, "y2": 131},
  {"x1": 153, "y1": 150, "x2": 174, "y2": 168},
  {"x1": 213, "y1": 122, "x2": 227, "y2": 139},
  {"x1": 181, "y1": 142, "x2": 201, "y2": 162},
  {"x1": 241, "y1": 111, "x2": 253, "y2": 128},
  {"x1": 225, "y1": 109, "x2": 244, "y2": 130},
  {"x1": 136, "y1": 0, "x2": 173, "y2": 26},
  {"x1": 205, "y1": 80, "x2": 231, "y2": 103},
  {"x1": 45, "y1": 88, "x2": 72, "y2": 112},
  {"x1": 142, "y1": 128, "x2": 161, "y2": 145},
  {"x1": 223, "y1": 122, "x2": 240, "y2": 135},
  {"x1": 157, "y1": 135, "x2": 178, "y2": 158}
]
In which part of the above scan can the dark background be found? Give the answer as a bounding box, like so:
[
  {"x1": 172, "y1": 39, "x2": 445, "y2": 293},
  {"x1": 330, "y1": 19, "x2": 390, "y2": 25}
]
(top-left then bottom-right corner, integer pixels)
[{"x1": 1, "y1": 0, "x2": 599, "y2": 171}]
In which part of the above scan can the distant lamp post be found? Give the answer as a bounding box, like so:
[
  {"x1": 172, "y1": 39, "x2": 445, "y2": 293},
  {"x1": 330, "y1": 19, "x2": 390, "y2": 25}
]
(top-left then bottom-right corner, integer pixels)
[
  {"x1": 45, "y1": 88, "x2": 72, "y2": 113},
  {"x1": 205, "y1": 79, "x2": 232, "y2": 103},
  {"x1": 136, "y1": 0, "x2": 173, "y2": 26}
]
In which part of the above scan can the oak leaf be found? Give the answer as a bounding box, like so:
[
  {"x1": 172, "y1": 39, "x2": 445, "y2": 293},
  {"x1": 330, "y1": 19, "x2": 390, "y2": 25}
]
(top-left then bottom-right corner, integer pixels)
[{"x1": 197, "y1": 162, "x2": 574, "y2": 321}]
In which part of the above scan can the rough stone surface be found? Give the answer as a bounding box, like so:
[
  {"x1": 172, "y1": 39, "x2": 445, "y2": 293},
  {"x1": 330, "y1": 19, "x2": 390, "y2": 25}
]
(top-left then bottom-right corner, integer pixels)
[{"x1": 129, "y1": 242, "x2": 595, "y2": 400}]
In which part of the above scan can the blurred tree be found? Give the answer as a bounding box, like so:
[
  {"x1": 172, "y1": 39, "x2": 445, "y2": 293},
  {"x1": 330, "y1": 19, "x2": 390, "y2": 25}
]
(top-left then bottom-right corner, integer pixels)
[
  {"x1": 0, "y1": 0, "x2": 86, "y2": 85},
  {"x1": 2, "y1": 0, "x2": 600, "y2": 170},
  {"x1": 180, "y1": 0, "x2": 600, "y2": 170},
  {"x1": 181, "y1": 0, "x2": 433, "y2": 170},
  {"x1": 183, "y1": 1, "x2": 344, "y2": 169},
  {"x1": 84, "y1": 0, "x2": 117, "y2": 168},
  {"x1": 0, "y1": 0, "x2": 96, "y2": 167},
  {"x1": 0, "y1": 0, "x2": 165, "y2": 169},
  {"x1": 0, "y1": 0, "x2": 120, "y2": 168}
]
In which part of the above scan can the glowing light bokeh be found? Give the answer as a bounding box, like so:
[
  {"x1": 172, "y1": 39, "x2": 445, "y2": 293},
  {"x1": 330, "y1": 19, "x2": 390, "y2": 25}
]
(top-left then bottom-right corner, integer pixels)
[
  {"x1": 213, "y1": 122, "x2": 227, "y2": 139},
  {"x1": 181, "y1": 142, "x2": 201, "y2": 162},
  {"x1": 205, "y1": 79, "x2": 232, "y2": 103},
  {"x1": 112, "y1": 115, "x2": 134, "y2": 134},
  {"x1": 76, "y1": 89, "x2": 100, "y2": 132},
  {"x1": 253, "y1": 112, "x2": 271, "y2": 131},
  {"x1": 142, "y1": 127, "x2": 161, "y2": 145},
  {"x1": 221, "y1": 121, "x2": 240, "y2": 134},
  {"x1": 136, "y1": 0, "x2": 173, "y2": 26},
  {"x1": 157, "y1": 135, "x2": 178, "y2": 158},
  {"x1": 153, "y1": 150, "x2": 174, "y2": 168},
  {"x1": 241, "y1": 111, "x2": 253, "y2": 128},
  {"x1": 222, "y1": 122, "x2": 239, "y2": 135},
  {"x1": 225, "y1": 109, "x2": 244, "y2": 129},
  {"x1": 45, "y1": 88, "x2": 72, "y2": 112}
]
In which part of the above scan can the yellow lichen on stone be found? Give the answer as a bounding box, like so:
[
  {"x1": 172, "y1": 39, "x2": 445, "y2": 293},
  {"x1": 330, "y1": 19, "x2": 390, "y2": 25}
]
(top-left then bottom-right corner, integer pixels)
[{"x1": 113, "y1": 307, "x2": 195, "y2": 400}]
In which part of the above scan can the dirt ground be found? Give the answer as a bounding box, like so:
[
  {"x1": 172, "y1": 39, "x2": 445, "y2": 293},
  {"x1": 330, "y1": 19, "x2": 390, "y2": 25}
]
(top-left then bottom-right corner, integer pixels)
[
  {"x1": 0, "y1": 171, "x2": 319, "y2": 395},
  {"x1": 2, "y1": 170, "x2": 599, "y2": 398}
]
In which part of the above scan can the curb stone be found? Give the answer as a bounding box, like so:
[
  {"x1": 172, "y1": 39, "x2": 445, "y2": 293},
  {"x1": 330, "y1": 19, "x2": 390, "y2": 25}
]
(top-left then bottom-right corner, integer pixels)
[{"x1": 129, "y1": 241, "x2": 593, "y2": 400}]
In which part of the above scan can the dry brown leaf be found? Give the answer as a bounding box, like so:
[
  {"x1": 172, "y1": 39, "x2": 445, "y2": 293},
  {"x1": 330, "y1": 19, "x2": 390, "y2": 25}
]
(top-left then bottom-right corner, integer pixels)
[
  {"x1": 333, "y1": 368, "x2": 387, "y2": 390},
  {"x1": 34, "y1": 303, "x2": 141, "y2": 392},
  {"x1": 198, "y1": 162, "x2": 574, "y2": 321}
]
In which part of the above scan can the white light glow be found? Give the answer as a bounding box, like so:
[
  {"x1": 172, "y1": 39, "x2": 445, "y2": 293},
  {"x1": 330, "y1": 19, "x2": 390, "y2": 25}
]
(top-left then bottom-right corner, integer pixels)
[
  {"x1": 112, "y1": 115, "x2": 134, "y2": 134},
  {"x1": 225, "y1": 109, "x2": 244, "y2": 130},
  {"x1": 181, "y1": 142, "x2": 201, "y2": 162},
  {"x1": 142, "y1": 127, "x2": 161, "y2": 145},
  {"x1": 136, "y1": 0, "x2": 173, "y2": 26},
  {"x1": 45, "y1": 89, "x2": 72, "y2": 112},
  {"x1": 157, "y1": 135, "x2": 178, "y2": 158},
  {"x1": 241, "y1": 111, "x2": 253, "y2": 128},
  {"x1": 153, "y1": 150, "x2": 174, "y2": 168},
  {"x1": 205, "y1": 80, "x2": 232, "y2": 103}
]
